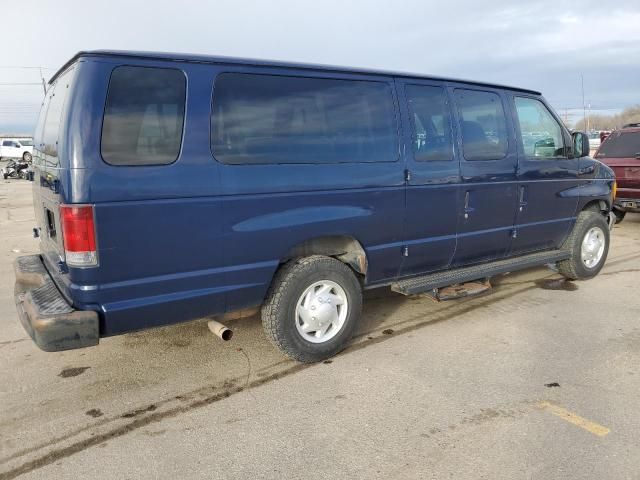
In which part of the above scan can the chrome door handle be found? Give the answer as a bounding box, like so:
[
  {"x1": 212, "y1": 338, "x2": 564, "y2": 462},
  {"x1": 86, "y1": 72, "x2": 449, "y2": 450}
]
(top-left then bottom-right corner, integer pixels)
[
  {"x1": 464, "y1": 191, "x2": 474, "y2": 218},
  {"x1": 519, "y1": 186, "x2": 527, "y2": 211}
]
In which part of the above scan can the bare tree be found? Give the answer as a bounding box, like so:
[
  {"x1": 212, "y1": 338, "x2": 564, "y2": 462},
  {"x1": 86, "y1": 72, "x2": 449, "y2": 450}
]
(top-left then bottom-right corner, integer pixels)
[{"x1": 574, "y1": 105, "x2": 640, "y2": 131}]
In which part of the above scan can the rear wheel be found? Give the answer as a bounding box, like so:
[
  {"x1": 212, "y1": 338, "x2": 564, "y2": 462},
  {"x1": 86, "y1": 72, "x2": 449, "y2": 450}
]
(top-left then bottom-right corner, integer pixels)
[
  {"x1": 557, "y1": 210, "x2": 609, "y2": 280},
  {"x1": 262, "y1": 255, "x2": 362, "y2": 363},
  {"x1": 613, "y1": 209, "x2": 626, "y2": 224}
]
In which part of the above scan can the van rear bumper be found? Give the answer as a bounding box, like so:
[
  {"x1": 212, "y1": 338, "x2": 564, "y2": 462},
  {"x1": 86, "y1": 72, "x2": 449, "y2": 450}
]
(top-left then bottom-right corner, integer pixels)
[
  {"x1": 614, "y1": 197, "x2": 640, "y2": 213},
  {"x1": 14, "y1": 255, "x2": 99, "y2": 352}
]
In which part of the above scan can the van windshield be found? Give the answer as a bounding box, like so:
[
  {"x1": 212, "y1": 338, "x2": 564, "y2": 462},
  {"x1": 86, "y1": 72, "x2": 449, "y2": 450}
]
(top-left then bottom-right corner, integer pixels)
[{"x1": 596, "y1": 131, "x2": 640, "y2": 158}]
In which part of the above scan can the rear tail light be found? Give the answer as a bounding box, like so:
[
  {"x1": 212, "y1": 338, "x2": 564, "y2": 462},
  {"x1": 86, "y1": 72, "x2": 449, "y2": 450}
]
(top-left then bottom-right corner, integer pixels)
[
  {"x1": 612, "y1": 180, "x2": 617, "y2": 200},
  {"x1": 60, "y1": 204, "x2": 98, "y2": 267}
]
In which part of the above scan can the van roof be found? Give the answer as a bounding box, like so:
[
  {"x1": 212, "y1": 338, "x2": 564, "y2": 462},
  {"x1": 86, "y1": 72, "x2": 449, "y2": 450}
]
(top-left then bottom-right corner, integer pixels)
[{"x1": 51, "y1": 50, "x2": 542, "y2": 95}]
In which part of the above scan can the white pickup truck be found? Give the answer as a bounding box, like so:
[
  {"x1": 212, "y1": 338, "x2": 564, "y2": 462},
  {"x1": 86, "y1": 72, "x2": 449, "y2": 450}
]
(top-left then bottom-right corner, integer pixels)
[{"x1": 0, "y1": 138, "x2": 33, "y2": 161}]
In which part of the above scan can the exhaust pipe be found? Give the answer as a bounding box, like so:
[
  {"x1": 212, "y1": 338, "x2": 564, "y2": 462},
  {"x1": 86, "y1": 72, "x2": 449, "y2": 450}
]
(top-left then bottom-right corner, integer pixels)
[{"x1": 207, "y1": 319, "x2": 233, "y2": 341}]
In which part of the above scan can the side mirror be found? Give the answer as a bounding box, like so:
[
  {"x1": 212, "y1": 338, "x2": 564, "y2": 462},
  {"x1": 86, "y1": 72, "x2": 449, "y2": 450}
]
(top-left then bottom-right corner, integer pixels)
[{"x1": 572, "y1": 131, "x2": 590, "y2": 158}]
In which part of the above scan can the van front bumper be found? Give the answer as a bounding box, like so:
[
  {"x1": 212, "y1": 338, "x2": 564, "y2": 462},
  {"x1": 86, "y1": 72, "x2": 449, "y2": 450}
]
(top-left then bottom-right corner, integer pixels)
[{"x1": 14, "y1": 255, "x2": 99, "y2": 352}]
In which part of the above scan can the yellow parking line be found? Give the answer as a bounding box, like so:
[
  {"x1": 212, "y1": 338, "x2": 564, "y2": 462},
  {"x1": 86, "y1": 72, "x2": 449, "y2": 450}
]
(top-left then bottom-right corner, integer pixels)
[{"x1": 537, "y1": 401, "x2": 610, "y2": 437}]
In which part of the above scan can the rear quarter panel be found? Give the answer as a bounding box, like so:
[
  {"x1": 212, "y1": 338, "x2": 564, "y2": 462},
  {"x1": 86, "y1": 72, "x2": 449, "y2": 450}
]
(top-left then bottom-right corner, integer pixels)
[
  {"x1": 62, "y1": 58, "x2": 226, "y2": 335},
  {"x1": 599, "y1": 157, "x2": 640, "y2": 199}
]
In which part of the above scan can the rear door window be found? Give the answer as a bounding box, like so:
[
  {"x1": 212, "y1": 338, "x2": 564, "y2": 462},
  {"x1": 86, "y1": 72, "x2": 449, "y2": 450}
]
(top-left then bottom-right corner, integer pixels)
[
  {"x1": 101, "y1": 66, "x2": 186, "y2": 166},
  {"x1": 40, "y1": 67, "x2": 75, "y2": 159},
  {"x1": 211, "y1": 73, "x2": 398, "y2": 164},
  {"x1": 454, "y1": 89, "x2": 508, "y2": 161},
  {"x1": 596, "y1": 131, "x2": 640, "y2": 158},
  {"x1": 514, "y1": 97, "x2": 566, "y2": 159},
  {"x1": 405, "y1": 85, "x2": 453, "y2": 162}
]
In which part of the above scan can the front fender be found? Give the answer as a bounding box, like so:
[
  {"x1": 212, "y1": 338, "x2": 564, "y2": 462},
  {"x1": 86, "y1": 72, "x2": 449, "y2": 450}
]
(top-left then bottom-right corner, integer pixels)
[{"x1": 576, "y1": 158, "x2": 615, "y2": 211}]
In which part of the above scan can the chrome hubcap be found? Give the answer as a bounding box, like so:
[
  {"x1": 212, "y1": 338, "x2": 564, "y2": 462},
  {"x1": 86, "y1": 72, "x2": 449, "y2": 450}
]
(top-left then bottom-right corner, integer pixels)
[
  {"x1": 295, "y1": 280, "x2": 348, "y2": 344},
  {"x1": 581, "y1": 227, "x2": 605, "y2": 269}
]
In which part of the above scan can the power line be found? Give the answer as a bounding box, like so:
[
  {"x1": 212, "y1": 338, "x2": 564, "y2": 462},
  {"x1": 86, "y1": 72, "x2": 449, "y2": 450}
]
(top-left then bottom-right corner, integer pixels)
[{"x1": 0, "y1": 66, "x2": 55, "y2": 70}]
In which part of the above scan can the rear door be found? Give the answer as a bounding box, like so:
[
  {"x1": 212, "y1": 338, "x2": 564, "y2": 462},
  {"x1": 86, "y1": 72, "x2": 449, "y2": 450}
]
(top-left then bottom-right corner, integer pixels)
[
  {"x1": 32, "y1": 67, "x2": 76, "y2": 270},
  {"x1": 510, "y1": 95, "x2": 579, "y2": 254},
  {"x1": 396, "y1": 79, "x2": 459, "y2": 277},
  {"x1": 450, "y1": 86, "x2": 518, "y2": 266}
]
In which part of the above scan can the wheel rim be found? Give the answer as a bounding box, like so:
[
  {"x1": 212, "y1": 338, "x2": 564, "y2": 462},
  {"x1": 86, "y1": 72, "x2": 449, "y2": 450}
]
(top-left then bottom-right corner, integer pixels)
[
  {"x1": 295, "y1": 280, "x2": 348, "y2": 344},
  {"x1": 581, "y1": 226, "x2": 605, "y2": 269}
]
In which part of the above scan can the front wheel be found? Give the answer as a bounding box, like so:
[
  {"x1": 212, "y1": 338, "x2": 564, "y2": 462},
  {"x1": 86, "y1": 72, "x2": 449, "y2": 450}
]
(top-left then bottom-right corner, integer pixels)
[
  {"x1": 262, "y1": 255, "x2": 362, "y2": 363},
  {"x1": 557, "y1": 211, "x2": 610, "y2": 280}
]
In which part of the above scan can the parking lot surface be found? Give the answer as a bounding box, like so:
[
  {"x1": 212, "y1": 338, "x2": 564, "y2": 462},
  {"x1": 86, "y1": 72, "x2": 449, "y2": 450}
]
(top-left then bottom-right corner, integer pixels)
[{"x1": 1, "y1": 178, "x2": 640, "y2": 479}]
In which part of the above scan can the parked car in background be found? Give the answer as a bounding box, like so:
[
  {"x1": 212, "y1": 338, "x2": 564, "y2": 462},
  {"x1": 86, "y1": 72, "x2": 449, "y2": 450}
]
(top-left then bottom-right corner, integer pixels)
[
  {"x1": 588, "y1": 132, "x2": 601, "y2": 151},
  {"x1": 595, "y1": 125, "x2": 640, "y2": 223},
  {"x1": 0, "y1": 138, "x2": 33, "y2": 161},
  {"x1": 13, "y1": 50, "x2": 615, "y2": 362}
]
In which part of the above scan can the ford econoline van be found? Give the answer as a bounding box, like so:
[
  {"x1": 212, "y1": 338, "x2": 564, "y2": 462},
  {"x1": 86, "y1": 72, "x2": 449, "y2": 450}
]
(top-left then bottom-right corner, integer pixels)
[{"x1": 14, "y1": 50, "x2": 616, "y2": 362}]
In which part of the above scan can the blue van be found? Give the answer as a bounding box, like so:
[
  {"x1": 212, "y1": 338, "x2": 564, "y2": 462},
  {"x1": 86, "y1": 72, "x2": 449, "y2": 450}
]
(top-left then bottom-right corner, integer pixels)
[{"x1": 14, "y1": 50, "x2": 616, "y2": 362}]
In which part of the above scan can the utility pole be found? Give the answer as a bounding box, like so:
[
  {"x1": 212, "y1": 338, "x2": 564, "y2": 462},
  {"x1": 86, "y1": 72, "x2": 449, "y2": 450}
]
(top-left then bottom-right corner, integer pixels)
[{"x1": 581, "y1": 74, "x2": 586, "y2": 132}]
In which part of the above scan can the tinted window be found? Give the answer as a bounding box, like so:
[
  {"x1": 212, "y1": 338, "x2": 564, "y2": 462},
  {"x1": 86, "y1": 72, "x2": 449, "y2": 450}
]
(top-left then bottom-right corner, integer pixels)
[
  {"x1": 211, "y1": 73, "x2": 397, "y2": 164},
  {"x1": 405, "y1": 85, "x2": 453, "y2": 162},
  {"x1": 455, "y1": 89, "x2": 508, "y2": 161},
  {"x1": 101, "y1": 66, "x2": 186, "y2": 166},
  {"x1": 596, "y1": 131, "x2": 640, "y2": 158},
  {"x1": 515, "y1": 97, "x2": 565, "y2": 159},
  {"x1": 41, "y1": 67, "x2": 74, "y2": 158}
]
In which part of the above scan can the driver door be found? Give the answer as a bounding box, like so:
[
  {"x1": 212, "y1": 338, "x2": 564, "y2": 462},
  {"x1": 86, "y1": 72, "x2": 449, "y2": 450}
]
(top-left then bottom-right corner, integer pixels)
[{"x1": 509, "y1": 95, "x2": 580, "y2": 254}]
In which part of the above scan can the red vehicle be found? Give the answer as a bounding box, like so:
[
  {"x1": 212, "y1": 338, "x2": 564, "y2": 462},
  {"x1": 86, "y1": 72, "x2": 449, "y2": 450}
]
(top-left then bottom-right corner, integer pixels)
[{"x1": 595, "y1": 124, "x2": 640, "y2": 223}]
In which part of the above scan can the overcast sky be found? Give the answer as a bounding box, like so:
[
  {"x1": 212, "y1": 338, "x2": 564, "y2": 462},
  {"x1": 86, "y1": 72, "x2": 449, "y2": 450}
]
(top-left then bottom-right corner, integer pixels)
[{"x1": 2, "y1": 0, "x2": 639, "y2": 133}]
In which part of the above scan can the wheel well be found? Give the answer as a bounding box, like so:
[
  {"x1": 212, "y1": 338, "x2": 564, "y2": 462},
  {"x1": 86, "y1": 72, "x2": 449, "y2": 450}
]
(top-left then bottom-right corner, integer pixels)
[
  {"x1": 283, "y1": 236, "x2": 368, "y2": 276},
  {"x1": 582, "y1": 200, "x2": 609, "y2": 215}
]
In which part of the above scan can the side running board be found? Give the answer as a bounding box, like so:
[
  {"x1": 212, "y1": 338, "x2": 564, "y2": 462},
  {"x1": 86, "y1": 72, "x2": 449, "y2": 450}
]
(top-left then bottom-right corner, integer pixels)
[{"x1": 391, "y1": 250, "x2": 570, "y2": 296}]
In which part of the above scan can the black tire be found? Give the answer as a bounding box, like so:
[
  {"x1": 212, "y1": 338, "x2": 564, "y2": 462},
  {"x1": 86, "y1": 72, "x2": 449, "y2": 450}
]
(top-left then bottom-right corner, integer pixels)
[
  {"x1": 613, "y1": 209, "x2": 626, "y2": 224},
  {"x1": 557, "y1": 210, "x2": 609, "y2": 280},
  {"x1": 262, "y1": 255, "x2": 362, "y2": 363},
  {"x1": 23, "y1": 152, "x2": 32, "y2": 162}
]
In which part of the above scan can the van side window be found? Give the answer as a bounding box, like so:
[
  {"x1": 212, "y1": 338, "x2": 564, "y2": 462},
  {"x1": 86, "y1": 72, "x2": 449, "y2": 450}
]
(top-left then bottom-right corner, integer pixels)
[
  {"x1": 405, "y1": 85, "x2": 453, "y2": 162},
  {"x1": 101, "y1": 66, "x2": 186, "y2": 166},
  {"x1": 211, "y1": 73, "x2": 397, "y2": 164},
  {"x1": 454, "y1": 89, "x2": 508, "y2": 161},
  {"x1": 514, "y1": 97, "x2": 566, "y2": 159}
]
